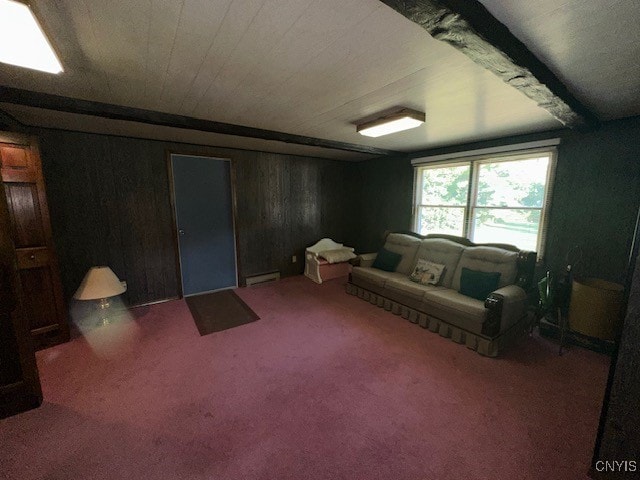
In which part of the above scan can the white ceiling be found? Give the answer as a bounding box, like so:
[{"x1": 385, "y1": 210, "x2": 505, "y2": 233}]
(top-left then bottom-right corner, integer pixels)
[
  {"x1": 478, "y1": 0, "x2": 640, "y2": 121},
  {"x1": 0, "y1": 0, "x2": 638, "y2": 159}
]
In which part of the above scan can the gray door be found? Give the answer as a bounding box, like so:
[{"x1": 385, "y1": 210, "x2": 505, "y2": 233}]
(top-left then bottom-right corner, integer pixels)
[{"x1": 171, "y1": 155, "x2": 237, "y2": 296}]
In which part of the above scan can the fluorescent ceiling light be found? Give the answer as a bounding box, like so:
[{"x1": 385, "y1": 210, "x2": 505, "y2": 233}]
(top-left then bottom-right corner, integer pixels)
[
  {"x1": 357, "y1": 108, "x2": 425, "y2": 137},
  {"x1": 0, "y1": 0, "x2": 63, "y2": 74}
]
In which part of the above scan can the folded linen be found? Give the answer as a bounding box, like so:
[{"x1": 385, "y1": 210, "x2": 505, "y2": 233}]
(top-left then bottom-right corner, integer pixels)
[{"x1": 319, "y1": 248, "x2": 356, "y2": 264}]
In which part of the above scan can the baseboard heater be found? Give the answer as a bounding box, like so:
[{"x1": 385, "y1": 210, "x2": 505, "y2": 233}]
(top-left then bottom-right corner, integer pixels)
[{"x1": 245, "y1": 271, "x2": 280, "y2": 286}]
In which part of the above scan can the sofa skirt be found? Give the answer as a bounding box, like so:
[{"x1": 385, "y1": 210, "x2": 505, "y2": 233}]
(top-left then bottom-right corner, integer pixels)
[{"x1": 346, "y1": 282, "x2": 531, "y2": 357}]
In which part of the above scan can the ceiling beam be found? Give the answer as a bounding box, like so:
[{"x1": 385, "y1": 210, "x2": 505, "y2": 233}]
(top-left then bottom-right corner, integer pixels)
[
  {"x1": 0, "y1": 86, "x2": 400, "y2": 157},
  {"x1": 379, "y1": 0, "x2": 600, "y2": 129},
  {"x1": 0, "y1": 107, "x2": 25, "y2": 131}
]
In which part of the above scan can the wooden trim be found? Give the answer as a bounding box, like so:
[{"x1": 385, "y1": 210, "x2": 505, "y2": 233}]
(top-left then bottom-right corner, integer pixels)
[
  {"x1": 0, "y1": 169, "x2": 36, "y2": 183},
  {"x1": 483, "y1": 294, "x2": 503, "y2": 337},
  {"x1": 411, "y1": 138, "x2": 562, "y2": 165},
  {"x1": 0, "y1": 131, "x2": 31, "y2": 145},
  {"x1": 465, "y1": 161, "x2": 478, "y2": 239},
  {"x1": 29, "y1": 136, "x2": 69, "y2": 341},
  {"x1": 30, "y1": 324, "x2": 60, "y2": 335},
  {"x1": 129, "y1": 297, "x2": 178, "y2": 308},
  {"x1": 0, "y1": 86, "x2": 399, "y2": 156},
  {"x1": 165, "y1": 151, "x2": 183, "y2": 299},
  {"x1": 0, "y1": 179, "x2": 42, "y2": 417},
  {"x1": 0, "y1": 108, "x2": 24, "y2": 131},
  {"x1": 229, "y1": 159, "x2": 243, "y2": 287},
  {"x1": 31, "y1": 125, "x2": 370, "y2": 163},
  {"x1": 379, "y1": 0, "x2": 600, "y2": 129},
  {"x1": 0, "y1": 381, "x2": 24, "y2": 394}
]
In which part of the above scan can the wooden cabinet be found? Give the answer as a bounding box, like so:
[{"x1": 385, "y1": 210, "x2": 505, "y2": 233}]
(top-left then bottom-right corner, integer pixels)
[
  {"x1": 0, "y1": 179, "x2": 42, "y2": 418},
  {"x1": 0, "y1": 132, "x2": 68, "y2": 350}
]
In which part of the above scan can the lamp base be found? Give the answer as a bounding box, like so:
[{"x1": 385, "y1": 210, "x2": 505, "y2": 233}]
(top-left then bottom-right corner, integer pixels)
[{"x1": 97, "y1": 298, "x2": 112, "y2": 326}]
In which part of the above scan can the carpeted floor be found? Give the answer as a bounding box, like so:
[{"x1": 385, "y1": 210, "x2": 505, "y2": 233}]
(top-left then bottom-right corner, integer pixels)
[{"x1": 0, "y1": 276, "x2": 609, "y2": 480}]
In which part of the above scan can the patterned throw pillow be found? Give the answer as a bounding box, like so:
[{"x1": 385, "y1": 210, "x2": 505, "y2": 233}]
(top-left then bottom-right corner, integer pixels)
[{"x1": 409, "y1": 259, "x2": 446, "y2": 285}]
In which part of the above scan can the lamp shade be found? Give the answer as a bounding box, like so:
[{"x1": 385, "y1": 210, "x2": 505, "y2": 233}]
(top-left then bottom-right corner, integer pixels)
[{"x1": 74, "y1": 266, "x2": 126, "y2": 300}]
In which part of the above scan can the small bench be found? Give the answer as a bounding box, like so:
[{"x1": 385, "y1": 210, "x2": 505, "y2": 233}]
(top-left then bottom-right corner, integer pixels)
[{"x1": 304, "y1": 238, "x2": 356, "y2": 284}]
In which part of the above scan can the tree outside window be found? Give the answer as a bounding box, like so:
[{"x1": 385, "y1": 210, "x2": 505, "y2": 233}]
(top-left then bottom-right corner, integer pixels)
[{"x1": 414, "y1": 152, "x2": 554, "y2": 254}]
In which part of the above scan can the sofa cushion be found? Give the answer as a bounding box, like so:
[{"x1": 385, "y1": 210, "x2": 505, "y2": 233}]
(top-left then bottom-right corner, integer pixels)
[
  {"x1": 381, "y1": 275, "x2": 441, "y2": 310},
  {"x1": 382, "y1": 233, "x2": 421, "y2": 275},
  {"x1": 351, "y1": 266, "x2": 397, "y2": 288},
  {"x1": 372, "y1": 247, "x2": 402, "y2": 272},
  {"x1": 385, "y1": 275, "x2": 443, "y2": 301},
  {"x1": 459, "y1": 268, "x2": 501, "y2": 300},
  {"x1": 422, "y1": 289, "x2": 487, "y2": 334},
  {"x1": 413, "y1": 238, "x2": 465, "y2": 288},
  {"x1": 452, "y1": 246, "x2": 518, "y2": 291}
]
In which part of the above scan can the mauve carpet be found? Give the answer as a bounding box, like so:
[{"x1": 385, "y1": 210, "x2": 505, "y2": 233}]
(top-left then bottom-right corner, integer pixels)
[{"x1": 0, "y1": 276, "x2": 609, "y2": 480}]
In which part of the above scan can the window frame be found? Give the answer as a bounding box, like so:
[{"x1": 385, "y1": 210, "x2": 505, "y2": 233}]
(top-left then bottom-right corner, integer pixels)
[
  {"x1": 413, "y1": 161, "x2": 470, "y2": 238},
  {"x1": 412, "y1": 147, "x2": 557, "y2": 259}
]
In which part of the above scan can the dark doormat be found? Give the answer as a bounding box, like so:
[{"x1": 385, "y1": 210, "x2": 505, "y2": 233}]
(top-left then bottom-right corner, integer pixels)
[{"x1": 186, "y1": 289, "x2": 259, "y2": 336}]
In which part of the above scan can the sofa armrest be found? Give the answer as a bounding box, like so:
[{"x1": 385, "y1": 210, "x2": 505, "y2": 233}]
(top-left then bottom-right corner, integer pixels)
[
  {"x1": 482, "y1": 285, "x2": 528, "y2": 337},
  {"x1": 350, "y1": 252, "x2": 377, "y2": 268}
]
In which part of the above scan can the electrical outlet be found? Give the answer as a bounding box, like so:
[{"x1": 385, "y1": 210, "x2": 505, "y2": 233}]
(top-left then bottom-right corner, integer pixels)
[
  {"x1": 292, "y1": 255, "x2": 297, "y2": 263},
  {"x1": 121, "y1": 280, "x2": 127, "y2": 289}
]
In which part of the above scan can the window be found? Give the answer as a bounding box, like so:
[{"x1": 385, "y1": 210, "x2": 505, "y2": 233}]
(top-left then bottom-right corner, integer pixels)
[
  {"x1": 413, "y1": 148, "x2": 556, "y2": 257},
  {"x1": 415, "y1": 163, "x2": 470, "y2": 237}
]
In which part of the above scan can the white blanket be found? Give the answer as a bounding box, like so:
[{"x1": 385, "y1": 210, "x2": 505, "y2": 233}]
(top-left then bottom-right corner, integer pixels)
[{"x1": 319, "y1": 248, "x2": 356, "y2": 264}]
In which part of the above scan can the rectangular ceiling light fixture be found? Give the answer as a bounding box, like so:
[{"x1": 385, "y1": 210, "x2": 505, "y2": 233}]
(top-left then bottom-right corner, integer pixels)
[
  {"x1": 0, "y1": 0, "x2": 63, "y2": 74},
  {"x1": 357, "y1": 108, "x2": 425, "y2": 138}
]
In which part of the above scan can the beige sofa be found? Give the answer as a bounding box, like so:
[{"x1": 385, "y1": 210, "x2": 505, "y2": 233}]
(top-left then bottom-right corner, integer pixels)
[{"x1": 346, "y1": 232, "x2": 536, "y2": 356}]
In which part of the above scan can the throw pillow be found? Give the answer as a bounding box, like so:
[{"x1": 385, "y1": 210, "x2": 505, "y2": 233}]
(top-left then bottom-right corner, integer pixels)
[
  {"x1": 319, "y1": 248, "x2": 357, "y2": 264},
  {"x1": 372, "y1": 248, "x2": 402, "y2": 272},
  {"x1": 409, "y1": 259, "x2": 446, "y2": 285},
  {"x1": 459, "y1": 268, "x2": 501, "y2": 301}
]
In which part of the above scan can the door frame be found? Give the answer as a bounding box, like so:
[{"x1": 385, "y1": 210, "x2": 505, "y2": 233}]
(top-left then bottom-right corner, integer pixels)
[{"x1": 166, "y1": 150, "x2": 240, "y2": 298}]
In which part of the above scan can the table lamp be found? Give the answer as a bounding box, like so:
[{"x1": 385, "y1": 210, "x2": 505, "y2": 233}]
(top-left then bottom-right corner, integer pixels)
[{"x1": 74, "y1": 266, "x2": 126, "y2": 324}]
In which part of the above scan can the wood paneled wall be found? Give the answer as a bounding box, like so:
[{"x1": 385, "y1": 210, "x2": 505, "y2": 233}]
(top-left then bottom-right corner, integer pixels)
[
  {"x1": 235, "y1": 152, "x2": 357, "y2": 280},
  {"x1": 352, "y1": 154, "x2": 414, "y2": 253},
  {"x1": 544, "y1": 119, "x2": 640, "y2": 282},
  {"x1": 592, "y1": 214, "x2": 640, "y2": 475},
  {"x1": 37, "y1": 129, "x2": 357, "y2": 306}
]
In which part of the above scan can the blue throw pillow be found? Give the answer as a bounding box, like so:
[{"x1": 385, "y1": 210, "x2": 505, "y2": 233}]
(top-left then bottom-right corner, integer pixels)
[
  {"x1": 459, "y1": 268, "x2": 501, "y2": 300},
  {"x1": 372, "y1": 248, "x2": 402, "y2": 272}
]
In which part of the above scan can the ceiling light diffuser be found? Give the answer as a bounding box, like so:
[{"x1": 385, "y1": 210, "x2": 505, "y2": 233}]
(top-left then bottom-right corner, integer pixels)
[
  {"x1": 0, "y1": 0, "x2": 63, "y2": 74},
  {"x1": 357, "y1": 108, "x2": 425, "y2": 138}
]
